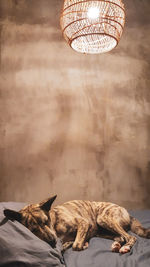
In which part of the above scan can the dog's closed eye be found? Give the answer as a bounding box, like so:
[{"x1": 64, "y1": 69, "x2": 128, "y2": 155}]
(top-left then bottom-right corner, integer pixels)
[
  {"x1": 32, "y1": 228, "x2": 39, "y2": 234},
  {"x1": 35, "y1": 216, "x2": 49, "y2": 226},
  {"x1": 45, "y1": 218, "x2": 50, "y2": 225}
]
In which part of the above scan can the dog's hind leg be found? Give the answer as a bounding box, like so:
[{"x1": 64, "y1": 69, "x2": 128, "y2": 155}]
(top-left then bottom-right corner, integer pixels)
[
  {"x1": 97, "y1": 216, "x2": 137, "y2": 253},
  {"x1": 96, "y1": 229, "x2": 125, "y2": 252}
]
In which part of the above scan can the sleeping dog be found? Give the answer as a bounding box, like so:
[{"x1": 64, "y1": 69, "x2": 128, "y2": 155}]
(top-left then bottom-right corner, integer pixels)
[{"x1": 3, "y1": 195, "x2": 150, "y2": 253}]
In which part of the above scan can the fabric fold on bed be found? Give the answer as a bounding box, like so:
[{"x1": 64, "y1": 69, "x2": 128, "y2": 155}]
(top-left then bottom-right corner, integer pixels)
[{"x1": 0, "y1": 202, "x2": 65, "y2": 267}]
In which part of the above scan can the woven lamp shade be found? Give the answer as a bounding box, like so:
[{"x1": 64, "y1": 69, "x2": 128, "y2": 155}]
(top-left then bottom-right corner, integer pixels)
[{"x1": 60, "y1": 0, "x2": 125, "y2": 54}]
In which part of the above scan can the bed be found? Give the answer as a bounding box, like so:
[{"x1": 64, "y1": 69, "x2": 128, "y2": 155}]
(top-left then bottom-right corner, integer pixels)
[{"x1": 0, "y1": 202, "x2": 150, "y2": 267}]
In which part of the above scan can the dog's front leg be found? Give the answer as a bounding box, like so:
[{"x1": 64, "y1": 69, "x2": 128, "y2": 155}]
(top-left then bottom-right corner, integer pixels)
[
  {"x1": 72, "y1": 219, "x2": 90, "y2": 251},
  {"x1": 62, "y1": 241, "x2": 74, "y2": 252}
]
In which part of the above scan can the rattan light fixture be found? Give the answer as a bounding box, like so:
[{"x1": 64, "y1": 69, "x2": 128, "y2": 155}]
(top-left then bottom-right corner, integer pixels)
[{"x1": 60, "y1": 0, "x2": 125, "y2": 54}]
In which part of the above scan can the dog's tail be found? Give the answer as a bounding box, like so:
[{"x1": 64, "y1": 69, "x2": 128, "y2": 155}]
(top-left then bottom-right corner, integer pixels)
[{"x1": 130, "y1": 216, "x2": 150, "y2": 238}]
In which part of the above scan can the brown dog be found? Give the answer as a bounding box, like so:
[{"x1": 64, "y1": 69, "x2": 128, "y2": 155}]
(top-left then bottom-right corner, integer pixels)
[{"x1": 4, "y1": 195, "x2": 150, "y2": 253}]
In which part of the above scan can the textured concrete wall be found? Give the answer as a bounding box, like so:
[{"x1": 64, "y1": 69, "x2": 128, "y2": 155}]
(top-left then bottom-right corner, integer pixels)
[{"x1": 0, "y1": 0, "x2": 150, "y2": 209}]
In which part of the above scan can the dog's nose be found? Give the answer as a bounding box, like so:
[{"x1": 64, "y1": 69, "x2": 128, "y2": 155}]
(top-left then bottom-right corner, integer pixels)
[{"x1": 49, "y1": 239, "x2": 57, "y2": 248}]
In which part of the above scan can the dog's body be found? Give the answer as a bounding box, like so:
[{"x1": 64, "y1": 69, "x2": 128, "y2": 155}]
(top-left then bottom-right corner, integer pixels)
[{"x1": 4, "y1": 195, "x2": 150, "y2": 254}]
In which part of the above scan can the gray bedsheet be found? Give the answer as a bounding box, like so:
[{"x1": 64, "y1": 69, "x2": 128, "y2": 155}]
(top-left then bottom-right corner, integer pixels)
[
  {"x1": 63, "y1": 210, "x2": 150, "y2": 267},
  {"x1": 0, "y1": 202, "x2": 150, "y2": 267}
]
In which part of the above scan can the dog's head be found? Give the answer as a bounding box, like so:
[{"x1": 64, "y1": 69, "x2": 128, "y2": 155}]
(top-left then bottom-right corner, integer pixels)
[{"x1": 3, "y1": 195, "x2": 57, "y2": 248}]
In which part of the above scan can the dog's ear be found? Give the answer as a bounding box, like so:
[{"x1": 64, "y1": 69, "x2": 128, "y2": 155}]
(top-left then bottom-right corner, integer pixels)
[
  {"x1": 3, "y1": 209, "x2": 22, "y2": 222},
  {"x1": 40, "y1": 195, "x2": 57, "y2": 212}
]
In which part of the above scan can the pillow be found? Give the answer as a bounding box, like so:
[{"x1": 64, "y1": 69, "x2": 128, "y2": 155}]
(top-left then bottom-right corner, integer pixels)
[{"x1": 0, "y1": 202, "x2": 65, "y2": 267}]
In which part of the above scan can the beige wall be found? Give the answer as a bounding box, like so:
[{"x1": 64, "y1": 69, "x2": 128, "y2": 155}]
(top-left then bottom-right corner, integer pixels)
[{"x1": 0, "y1": 0, "x2": 150, "y2": 209}]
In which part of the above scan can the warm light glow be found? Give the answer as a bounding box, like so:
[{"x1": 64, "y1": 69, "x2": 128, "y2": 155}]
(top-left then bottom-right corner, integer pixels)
[
  {"x1": 60, "y1": 0, "x2": 125, "y2": 54},
  {"x1": 87, "y1": 7, "x2": 100, "y2": 20}
]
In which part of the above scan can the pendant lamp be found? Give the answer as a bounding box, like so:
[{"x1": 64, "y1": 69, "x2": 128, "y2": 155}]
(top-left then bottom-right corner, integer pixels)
[{"x1": 60, "y1": 0, "x2": 125, "y2": 54}]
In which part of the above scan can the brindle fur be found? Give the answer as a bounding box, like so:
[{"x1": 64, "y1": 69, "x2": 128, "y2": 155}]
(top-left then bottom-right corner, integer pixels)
[{"x1": 4, "y1": 195, "x2": 150, "y2": 254}]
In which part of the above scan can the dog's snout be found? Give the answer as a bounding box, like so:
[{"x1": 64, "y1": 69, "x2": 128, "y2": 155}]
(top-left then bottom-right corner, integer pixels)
[
  {"x1": 44, "y1": 225, "x2": 57, "y2": 247},
  {"x1": 49, "y1": 239, "x2": 57, "y2": 248}
]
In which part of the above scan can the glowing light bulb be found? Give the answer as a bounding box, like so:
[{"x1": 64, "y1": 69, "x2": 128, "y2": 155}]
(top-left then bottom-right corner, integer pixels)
[{"x1": 87, "y1": 7, "x2": 100, "y2": 20}]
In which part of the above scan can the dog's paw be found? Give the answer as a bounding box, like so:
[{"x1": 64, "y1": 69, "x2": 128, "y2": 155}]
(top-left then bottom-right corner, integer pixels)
[
  {"x1": 72, "y1": 244, "x2": 83, "y2": 251},
  {"x1": 72, "y1": 245, "x2": 83, "y2": 251},
  {"x1": 119, "y1": 245, "x2": 130, "y2": 254},
  {"x1": 72, "y1": 242, "x2": 88, "y2": 251},
  {"x1": 62, "y1": 241, "x2": 73, "y2": 252},
  {"x1": 111, "y1": 241, "x2": 121, "y2": 253},
  {"x1": 83, "y1": 242, "x2": 89, "y2": 250}
]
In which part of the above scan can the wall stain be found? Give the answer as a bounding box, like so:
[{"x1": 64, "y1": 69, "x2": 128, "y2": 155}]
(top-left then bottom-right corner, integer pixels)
[{"x1": 0, "y1": 0, "x2": 150, "y2": 209}]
